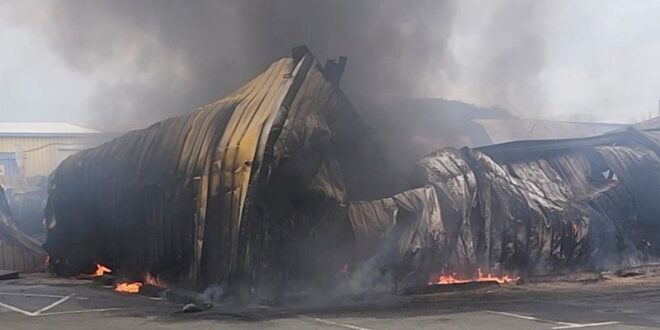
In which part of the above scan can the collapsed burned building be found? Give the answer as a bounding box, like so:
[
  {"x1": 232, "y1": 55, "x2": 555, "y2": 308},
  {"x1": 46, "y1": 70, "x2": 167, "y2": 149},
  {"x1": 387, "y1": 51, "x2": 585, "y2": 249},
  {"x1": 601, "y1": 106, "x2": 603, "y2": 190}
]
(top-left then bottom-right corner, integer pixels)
[
  {"x1": 44, "y1": 47, "x2": 389, "y2": 295},
  {"x1": 44, "y1": 46, "x2": 660, "y2": 297},
  {"x1": 352, "y1": 126, "x2": 660, "y2": 286}
]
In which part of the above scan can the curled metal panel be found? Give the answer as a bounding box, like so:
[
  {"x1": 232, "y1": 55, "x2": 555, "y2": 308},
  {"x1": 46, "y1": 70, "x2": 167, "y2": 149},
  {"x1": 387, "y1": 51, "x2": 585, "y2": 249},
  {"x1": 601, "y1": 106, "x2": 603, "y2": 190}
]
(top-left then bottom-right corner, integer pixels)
[{"x1": 44, "y1": 47, "x2": 360, "y2": 293}]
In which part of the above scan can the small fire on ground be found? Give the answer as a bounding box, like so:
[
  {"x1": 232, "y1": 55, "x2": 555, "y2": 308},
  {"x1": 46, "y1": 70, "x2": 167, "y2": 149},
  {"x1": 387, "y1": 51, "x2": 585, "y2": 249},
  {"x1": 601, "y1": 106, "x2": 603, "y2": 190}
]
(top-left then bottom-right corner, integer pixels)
[
  {"x1": 93, "y1": 263, "x2": 112, "y2": 277},
  {"x1": 83, "y1": 263, "x2": 112, "y2": 277},
  {"x1": 430, "y1": 268, "x2": 519, "y2": 285},
  {"x1": 115, "y1": 282, "x2": 143, "y2": 293},
  {"x1": 114, "y1": 273, "x2": 167, "y2": 293},
  {"x1": 81, "y1": 263, "x2": 167, "y2": 294}
]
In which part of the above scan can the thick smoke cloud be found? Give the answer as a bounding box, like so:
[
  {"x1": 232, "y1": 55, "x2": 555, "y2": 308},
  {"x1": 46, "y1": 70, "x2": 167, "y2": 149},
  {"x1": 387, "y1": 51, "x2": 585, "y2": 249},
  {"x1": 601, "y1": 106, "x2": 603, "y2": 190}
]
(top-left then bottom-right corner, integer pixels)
[
  {"x1": 462, "y1": 0, "x2": 554, "y2": 116},
  {"x1": 35, "y1": 0, "x2": 460, "y2": 130},
  {"x1": 5, "y1": 1, "x2": 660, "y2": 128}
]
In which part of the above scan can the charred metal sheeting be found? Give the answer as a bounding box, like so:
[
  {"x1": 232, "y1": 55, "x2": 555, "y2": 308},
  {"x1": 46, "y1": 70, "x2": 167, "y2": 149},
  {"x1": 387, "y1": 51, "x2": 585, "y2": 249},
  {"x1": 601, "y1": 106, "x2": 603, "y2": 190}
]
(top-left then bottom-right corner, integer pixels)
[
  {"x1": 0, "y1": 185, "x2": 47, "y2": 272},
  {"x1": 350, "y1": 127, "x2": 660, "y2": 282},
  {"x1": 44, "y1": 47, "x2": 362, "y2": 293},
  {"x1": 348, "y1": 186, "x2": 443, "y2": 272},
  {"x1": 0, "y1": 175, "x2": 49, "y2": 239}
]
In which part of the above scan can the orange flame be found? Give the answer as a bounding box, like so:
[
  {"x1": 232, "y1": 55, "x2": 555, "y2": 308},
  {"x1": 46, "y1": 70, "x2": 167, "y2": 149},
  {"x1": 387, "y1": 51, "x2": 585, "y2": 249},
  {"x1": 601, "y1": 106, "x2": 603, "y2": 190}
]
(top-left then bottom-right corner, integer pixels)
[
  {"x1": 113, "y1": 273, "x2": 166, "y2": 294},
  {"x1": 430, "y1": 268, "x2": 518, "y2": 285},
  {"x1": 86, "y1": 263, "x2": 112, "y2": 277},
  {"x1": 114, "y1": 282, "x2": 143, "y2": 293},
  {"x1": 94, "y1": 264, "x2": 112, "y2": 277}
]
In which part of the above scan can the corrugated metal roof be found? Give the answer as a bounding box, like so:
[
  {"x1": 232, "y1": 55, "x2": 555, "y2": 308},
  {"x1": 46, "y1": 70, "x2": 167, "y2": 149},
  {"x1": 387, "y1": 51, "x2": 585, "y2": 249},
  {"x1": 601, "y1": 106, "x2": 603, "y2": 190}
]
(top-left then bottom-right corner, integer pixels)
[
  {"x1": 44, "y1": 46, "x2": 361, "y2": 289},
  {"x1": 0, "y1": 122, "x2": 101, "y2": 136}
]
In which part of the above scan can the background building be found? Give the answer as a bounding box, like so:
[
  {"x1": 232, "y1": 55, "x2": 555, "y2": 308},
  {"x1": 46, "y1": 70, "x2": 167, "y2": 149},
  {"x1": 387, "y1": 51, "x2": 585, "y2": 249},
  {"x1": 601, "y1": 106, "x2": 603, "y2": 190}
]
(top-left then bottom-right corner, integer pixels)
[
  {"x1": 0, "y1": 122, "x2": 104, "y2": 178},
  {"x1": 0, "y1": 122, "x2": 106, "y2": 239}
]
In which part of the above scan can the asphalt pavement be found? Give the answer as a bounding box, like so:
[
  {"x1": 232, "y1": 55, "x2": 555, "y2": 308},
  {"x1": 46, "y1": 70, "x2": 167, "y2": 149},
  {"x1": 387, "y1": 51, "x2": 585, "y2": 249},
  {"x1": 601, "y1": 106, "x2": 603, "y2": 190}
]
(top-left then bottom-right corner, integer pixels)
[{"x1": 1, "y1": 274, "x2": 659, "y2": 329}]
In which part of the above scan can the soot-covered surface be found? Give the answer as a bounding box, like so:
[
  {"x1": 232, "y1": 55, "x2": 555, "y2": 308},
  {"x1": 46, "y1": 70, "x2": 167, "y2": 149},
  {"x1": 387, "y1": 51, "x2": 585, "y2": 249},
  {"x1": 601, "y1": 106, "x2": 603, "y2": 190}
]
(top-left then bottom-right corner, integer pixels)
[
  {"x1": 349, "y1": 127, "x2": 660, "y2": 286},
  {"x1": 44, "y1": 46, "x2": 378, "y2": 295}
]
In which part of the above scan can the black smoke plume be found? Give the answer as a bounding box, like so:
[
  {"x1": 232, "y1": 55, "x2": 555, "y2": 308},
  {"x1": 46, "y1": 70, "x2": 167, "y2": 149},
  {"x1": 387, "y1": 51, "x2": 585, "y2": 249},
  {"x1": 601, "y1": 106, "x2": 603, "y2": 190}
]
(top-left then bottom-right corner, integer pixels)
[{"x1": 36, "y1": 0, "x2": 457, "y2": 130}]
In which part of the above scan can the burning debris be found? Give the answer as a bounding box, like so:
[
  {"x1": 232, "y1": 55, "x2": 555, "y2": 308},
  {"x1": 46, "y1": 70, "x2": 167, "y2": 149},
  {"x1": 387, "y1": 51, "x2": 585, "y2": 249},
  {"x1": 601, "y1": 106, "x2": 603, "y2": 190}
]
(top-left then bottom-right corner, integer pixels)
[
  {"x1": 430, "y1": 268, "x2": 518, "y2": 285},
  {"x1": 115, "y1": 282, "x2": 142, "y2": 294},
  {"x1": 91, "y1": 263, "x2": 111, "y2": 277},
  {"x1": 82, "y1": 263, "x2": 167, "y2": 295},
  {"x1": 112, "y1": 273, "x2": 167, "y2": 295}
]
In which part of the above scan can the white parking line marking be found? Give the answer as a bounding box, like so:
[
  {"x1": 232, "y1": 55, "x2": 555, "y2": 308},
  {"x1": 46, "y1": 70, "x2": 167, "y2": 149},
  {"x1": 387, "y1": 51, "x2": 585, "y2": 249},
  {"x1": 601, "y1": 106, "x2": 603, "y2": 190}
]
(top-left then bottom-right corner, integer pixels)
[
  {"x1": 489, "y1": 311, "x2": 544, "y2": 322},
  {"x1": 551, "y1": 322, "x2": 620, "y2": 329},
  {"x1": 487, "y1": 311, "x2": 619, "y2": 329},
  {"x1": 0, "y1": 301, "x2": 35, "y2": 316},
  {"x1": 0, "y1": 292, "x2": 121, "y2": 317},
  {"x1": 298, "y1": 315, "x2": 374, "y2": 330},
  {"x1": 33, "y1": 294, "x2": 71, "y2": 315},
  {"x1": 0, "y1": 291, "x2": 88, "y2": 300},
  {"x1": 38, "y1": 308, "x2": 124, "y2": 316}
]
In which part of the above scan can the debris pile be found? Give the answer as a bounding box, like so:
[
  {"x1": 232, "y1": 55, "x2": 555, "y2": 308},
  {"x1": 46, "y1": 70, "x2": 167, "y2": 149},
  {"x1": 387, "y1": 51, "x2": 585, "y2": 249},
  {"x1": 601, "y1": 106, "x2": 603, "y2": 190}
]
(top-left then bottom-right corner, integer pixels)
[{"x1": 350, "y1": 127, "x2": 660, "y2": 285}]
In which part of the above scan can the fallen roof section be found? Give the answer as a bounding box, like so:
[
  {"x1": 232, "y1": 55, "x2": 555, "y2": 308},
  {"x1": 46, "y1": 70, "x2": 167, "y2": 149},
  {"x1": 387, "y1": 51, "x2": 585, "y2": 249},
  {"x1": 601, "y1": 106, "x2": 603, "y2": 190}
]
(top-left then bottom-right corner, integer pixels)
[{"x1": 350, "y1": 125, "x2": 660, "y2": 286}]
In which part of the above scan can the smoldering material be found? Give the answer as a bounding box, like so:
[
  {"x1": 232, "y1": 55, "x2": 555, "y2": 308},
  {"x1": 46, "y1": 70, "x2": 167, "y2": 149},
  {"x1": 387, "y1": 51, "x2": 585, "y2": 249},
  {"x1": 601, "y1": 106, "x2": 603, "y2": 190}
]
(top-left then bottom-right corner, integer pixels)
[{"x1": 351, "y1": 127, "x2": 660, "y2": 282}]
